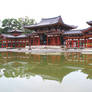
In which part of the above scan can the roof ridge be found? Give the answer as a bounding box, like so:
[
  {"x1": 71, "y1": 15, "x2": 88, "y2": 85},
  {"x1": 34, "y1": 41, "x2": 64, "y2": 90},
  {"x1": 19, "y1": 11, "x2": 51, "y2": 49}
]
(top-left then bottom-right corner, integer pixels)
[{"x1": 41, "y1": 16, "x2": 61, "y2": 20}]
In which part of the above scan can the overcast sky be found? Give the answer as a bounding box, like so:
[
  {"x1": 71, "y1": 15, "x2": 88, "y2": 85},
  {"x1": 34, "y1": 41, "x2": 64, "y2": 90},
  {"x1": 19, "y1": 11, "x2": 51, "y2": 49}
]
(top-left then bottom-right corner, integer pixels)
[{"x1": 0, "y1": 0, "x2": 92, "y2": 29}]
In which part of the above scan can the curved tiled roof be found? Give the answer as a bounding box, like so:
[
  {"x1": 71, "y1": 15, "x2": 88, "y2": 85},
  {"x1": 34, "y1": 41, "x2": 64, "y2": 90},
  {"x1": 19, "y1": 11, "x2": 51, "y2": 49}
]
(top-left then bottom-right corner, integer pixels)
[
  {"x1": 86, "y1": 21, "x2": 92, "y2": 26},
  {"x1": 64, "y1": 30, "x2": 82, "y2": 35},
  {"x1": 24, "y1": 16, "x2": 77, "y2": 30},
  {"x1": 2, "y1": 34, "x2": 27, "y2": 38},
  {"x1": 8, "y1": 30, "x2": 23, "y2": 33},
  {"x1": 64, "y1": 27, "x2": 92, "y2": 35}
]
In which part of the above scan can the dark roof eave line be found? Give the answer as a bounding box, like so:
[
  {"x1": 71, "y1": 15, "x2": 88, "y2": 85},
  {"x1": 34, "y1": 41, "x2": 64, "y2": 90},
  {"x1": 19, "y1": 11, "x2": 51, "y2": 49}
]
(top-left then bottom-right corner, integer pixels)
[
  {"x1": 63, "y1": 33, "x2": 82, "y2": 35},
  {"x1": 24, "y1": 23, "x2": 76, "y2": 30},
  {"x1": 24, "y1": 22, "x2": 59, "y2": 29}
]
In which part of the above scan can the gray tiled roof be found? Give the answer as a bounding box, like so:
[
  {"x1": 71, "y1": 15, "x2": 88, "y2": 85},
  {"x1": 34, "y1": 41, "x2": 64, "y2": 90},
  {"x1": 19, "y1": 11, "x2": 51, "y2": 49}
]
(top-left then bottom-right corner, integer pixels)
[
  {"x1": 2, "y1": 34, "x2": 27, "y2": 38},
  {"x1": 8, "y1": 30, "x2": 23, "y2": 33},
  {"x1": 64, "y1": 30, "x2": 82, "y2": 35},
  {"x1": 24, "y1": 16, "x2": 77, "y2": 30},
  {"x1": 64, "y1": 27, "x2": 92, "y2": 35},
  {"x1": 87, "y1": 21, "x2": 92, "y2": 26}
]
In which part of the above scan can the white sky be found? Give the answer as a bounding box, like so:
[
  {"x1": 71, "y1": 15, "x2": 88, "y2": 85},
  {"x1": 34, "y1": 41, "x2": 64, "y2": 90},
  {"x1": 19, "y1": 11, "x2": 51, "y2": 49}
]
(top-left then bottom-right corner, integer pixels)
[{"x1": 0, "y1": 0, "x2": 92, "y2": 29}]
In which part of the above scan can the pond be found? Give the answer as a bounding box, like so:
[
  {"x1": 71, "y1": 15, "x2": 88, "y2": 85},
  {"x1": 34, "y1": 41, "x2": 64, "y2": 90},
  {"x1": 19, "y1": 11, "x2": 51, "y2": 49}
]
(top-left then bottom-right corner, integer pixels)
[{"x1": 0, "y1": 52, "x2": 92, "y2": 92}]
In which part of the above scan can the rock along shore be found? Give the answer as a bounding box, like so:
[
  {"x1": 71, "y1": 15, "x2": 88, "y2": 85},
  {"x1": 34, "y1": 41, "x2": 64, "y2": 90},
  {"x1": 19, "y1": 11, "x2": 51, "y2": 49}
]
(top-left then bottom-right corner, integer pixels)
[{"x1": 0, "y1": 47, "x2": 92, "y2": 55}]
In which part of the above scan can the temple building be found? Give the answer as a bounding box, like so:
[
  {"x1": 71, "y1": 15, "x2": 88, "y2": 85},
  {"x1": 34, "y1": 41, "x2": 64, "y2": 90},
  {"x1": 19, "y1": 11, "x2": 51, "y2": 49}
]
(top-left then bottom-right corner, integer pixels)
[
  {"x1": 24, "y1": 16, "x2": 76, "y2": 46},
  {"x1": 0, "y1": 30, "x2": 29, "y2": 48},
  {"x1": 0, "y1": 16, "x2": 92, "y2": 49},
  {"x1": 64, "y1": 21, "x2": 92, "y2": 48}
]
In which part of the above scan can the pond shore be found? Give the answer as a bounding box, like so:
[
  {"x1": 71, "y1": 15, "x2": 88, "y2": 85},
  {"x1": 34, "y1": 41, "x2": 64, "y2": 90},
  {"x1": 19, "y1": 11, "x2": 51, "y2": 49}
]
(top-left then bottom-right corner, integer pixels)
[{"x1": 0, "y1": 47, "x2": 92, "y2": 55}]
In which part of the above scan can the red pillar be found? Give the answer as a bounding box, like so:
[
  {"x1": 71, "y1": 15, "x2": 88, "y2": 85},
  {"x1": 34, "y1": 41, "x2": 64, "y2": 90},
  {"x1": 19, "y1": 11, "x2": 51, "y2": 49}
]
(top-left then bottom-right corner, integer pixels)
[
  {"x1": 17, "y1": 39, "x2": 18, "y2": 48},
  {"x1": 35, "y1": 38, "x2": 38, "y2": 45},
  {"x1": 21, "y1": 39, "x2": 22, "y2": 47},
  {"x1": 6, "y1": 40, "x2": 8, "y2": 48},
  {"x1": 25, "y1": 39, "x2": 26, "y2": 47},
  {"x1": 33, "y1": 36, "x2": 34, "y2": 45},
  {"x1": 52, "y1": 37, "x2": 54, "y2": 45},
  {"x1": 57, "y1": 36, "x2": 60, "y2": 45},
  {"x1": 11, "y1": 40, "x2": 12, "y2": 48},
  {"x1": 49, "y1": 38, "x2": 51, "y2": 45},
  {"x1": 53, "y1": 37, "x2": 55, "y2": 45},
  {"x1": 87, "y1": 39, "x2": 89, "y2": 48},
  {"x1": 52, "y1": 36, "x2": 55, "y2": 45},
  {"x1": 3, "y1": 40, "x2": 4, "y2": 48},
  {"x1": 15, "y1": 39, "x2": 17, "y2": 48},
  {"x1": 82, "y1": 40, "x2": 83, "y2": 48},
  {"x1": 50, "y1": 38, "x2": 52, "y2": 45},
  {"x1": 69, "y1": 40, "x2": 71, "y2": 48},
  {"x1": 20, "y1": 40, "x2": 21, "y2": 47},
  {"x1": 67, "y1": 40, "x2": 69, "y2": 48},
  {"x1": 55, "y1": 37, "x2": 57, "y2": 45},
  {"x1": 18, "y1": 40, "x2": 19, "y2": 48},
  {"x1": 28, "y1": 38, "x2": 30, "y2": 46},
  {"x1": 29, "y1": 38, "x2": 31, "y2": 47},
  {"x1": 18, "y1": 39, "x2": 19, "y2": 48},
  {"x1": 68, "y1": 40, "x2": 69, "y2": 48},
  {"x1": 72, "y1": 40, "x2": 73, "y2": 48},
  {"x1": 12, "y1": 40, "x2": 14, "y2": 48},
  {"x1": 66, "y1": 40, "x2": 68, "y2": 48},
  {"x1": 23, "y1": 40, "x2": 24, "y2": 47},
  {"x1": 2, "y1": 40, "x2": 3, "y2": 48},
  {"x1": 16, "y1": 39, "x2": 17, "y2": 48},
  {"x1": 38, "y1": 37, "x2": 40, "y2": 45},
  {"x1": 16, "y1": 39, "x2": 18, "y2": 48},
  {"x1": 66, "y1": 40, "x2": 67, "y2": 48},
  {"x1": 34, "y1": 38, "x2": 35, "y2": 45},
  {"x1": 85, "y1": 39, "x2": 86, "y2": 48},
  {"x1": 23, "y1": 39, "x2": 24, "y2": 47},
  {"x1": 34, "y1": 37, "x2": 35, "y2": 45},
  {"x1": 78, "y1": 40, "x2": 80, "y2": 48}
]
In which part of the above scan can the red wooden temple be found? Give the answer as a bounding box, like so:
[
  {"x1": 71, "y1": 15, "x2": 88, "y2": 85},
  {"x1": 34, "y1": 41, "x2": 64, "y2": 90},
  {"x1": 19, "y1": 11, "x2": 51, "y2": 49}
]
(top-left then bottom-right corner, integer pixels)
[
  {"x1": 24, "y1": 16, "x2": 76, "y2": 46},
  {"x1": 0, "y1": 16, "x2": 92, "y2": 49},
  {"x1": 0, "y1": 30, "x2": 28, "y2": 48},
  {"x1": 64, "y1": 21, "x2": 92, "y2": 48}
]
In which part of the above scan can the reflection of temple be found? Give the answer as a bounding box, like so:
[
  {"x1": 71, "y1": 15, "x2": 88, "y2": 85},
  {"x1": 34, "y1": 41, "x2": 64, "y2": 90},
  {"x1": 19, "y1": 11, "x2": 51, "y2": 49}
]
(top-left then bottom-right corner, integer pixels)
[
  {"x1": 64, "y1": 52, "x2": 92, "y2": 67},
  {"x1": 0, "y1": 52, "x2": 92, "y2": 81},
  {"x1": 64, "y1": 52, "x2": 92, "y2": 79}
]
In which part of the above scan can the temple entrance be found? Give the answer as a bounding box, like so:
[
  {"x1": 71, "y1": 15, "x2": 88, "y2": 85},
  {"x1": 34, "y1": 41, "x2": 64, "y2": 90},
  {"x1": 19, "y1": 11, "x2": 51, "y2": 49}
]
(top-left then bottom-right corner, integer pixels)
[
  {"x1": 60, "y1": 35, "x2": 64, "y2": 45},
  {"x1": 40, "y1": 33, "x2": 47, "y2": 45}
]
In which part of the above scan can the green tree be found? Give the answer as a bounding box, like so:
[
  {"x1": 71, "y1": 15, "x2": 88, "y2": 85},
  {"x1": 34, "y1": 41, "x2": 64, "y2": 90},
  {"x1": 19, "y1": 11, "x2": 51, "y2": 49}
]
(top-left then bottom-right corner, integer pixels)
[
  {"x1": 1, "y1": 17, "x2": 36, "y2": 33},
  {"x1": 18, "y1": 16, "x2": 36, "y2": 33},
  {"x1": 2, "y1": 18, "x2": 21, "y2": 32},
  {"x1": 18, "y1": 16, "x2": 35, "y2": 26},
  {"x1": 0, "y1": 28, "x2": 3, "y2": 33}
]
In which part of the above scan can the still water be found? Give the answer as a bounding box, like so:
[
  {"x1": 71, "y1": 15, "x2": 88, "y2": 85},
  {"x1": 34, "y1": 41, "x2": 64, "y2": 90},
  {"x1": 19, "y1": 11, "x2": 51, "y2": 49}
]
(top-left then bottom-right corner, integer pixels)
[{"x1": 0, "y1": 52, "x2": 92, "y2": 92}]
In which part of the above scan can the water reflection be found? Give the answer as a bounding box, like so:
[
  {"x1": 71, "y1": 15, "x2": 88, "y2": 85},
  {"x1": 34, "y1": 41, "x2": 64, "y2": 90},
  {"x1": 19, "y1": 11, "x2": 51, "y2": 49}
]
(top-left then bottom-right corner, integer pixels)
[
  {"x1": 0, "y1": 52, "x2": 92, "y2": 81},
  {"x1": 0, "y1": 52, "x2": 92, "y2": 92}
]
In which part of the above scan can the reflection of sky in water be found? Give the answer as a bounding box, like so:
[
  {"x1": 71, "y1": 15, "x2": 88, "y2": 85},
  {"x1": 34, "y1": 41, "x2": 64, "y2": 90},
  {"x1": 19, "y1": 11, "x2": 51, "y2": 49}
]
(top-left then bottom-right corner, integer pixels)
[
  {"x1": 0, "y1": 52, "x2": 92, "y2": 92},
  {"x1": 0, "y1": 70, "x2": 92, "y2": 92}
]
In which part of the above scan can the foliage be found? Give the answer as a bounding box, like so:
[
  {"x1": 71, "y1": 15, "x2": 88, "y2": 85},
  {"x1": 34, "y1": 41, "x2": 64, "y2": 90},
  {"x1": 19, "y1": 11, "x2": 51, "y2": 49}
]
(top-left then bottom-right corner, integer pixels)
[
  {"x1": 2, "y1": 18, "x2": 21, "y2": 30},
  {"x1": 18, "y1": 16, "x2": 36, "y2": 34},
  {"x1": 0, "y1": 28, "x2": 3, "y2": 33},
  {"x1": 0, "y1": 16, "x2": 36, "y2": 33},
  {"x1": 18, "y1": 16, "x2": 35, "y2": 26}
]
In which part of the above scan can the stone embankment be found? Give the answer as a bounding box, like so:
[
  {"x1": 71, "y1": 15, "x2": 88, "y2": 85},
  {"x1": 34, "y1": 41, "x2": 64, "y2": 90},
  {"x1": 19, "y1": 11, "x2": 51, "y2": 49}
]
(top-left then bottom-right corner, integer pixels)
[{"x1": 0, "y1": 46, "x2": 92, "y2": 55}]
